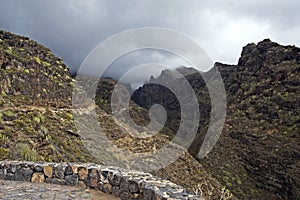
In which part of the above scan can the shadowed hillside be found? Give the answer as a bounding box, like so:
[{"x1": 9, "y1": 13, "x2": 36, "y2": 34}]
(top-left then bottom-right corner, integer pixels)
[{"x1": 132, "y1": 39, "x2": 300, "y2": 199}]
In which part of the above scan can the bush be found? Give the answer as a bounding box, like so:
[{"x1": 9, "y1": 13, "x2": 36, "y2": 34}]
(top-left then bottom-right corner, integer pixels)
[
  {"x1": 34, "y1": 57, "x2": 41, "y2": 65},
  {"x1": 0, "y1": 147, "x2": 9, "y2": 159},
  {"x1": 20, "y1": 143, "x2": 39, "y2": 162},
  {"x1": 65, "y1": 112, "x2": 74, "y2": 120},
  {"x1": 3, "y1": 110, "x2": 14, "y2": 118},
  {"x1": 1, "y1": 91, "x2": 7, "y2": 97}
]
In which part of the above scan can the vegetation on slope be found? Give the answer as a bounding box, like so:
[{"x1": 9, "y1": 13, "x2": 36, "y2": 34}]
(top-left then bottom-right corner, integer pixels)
[
  {"x1": 0, "y1": 30, "x2": 231, "y2": 199},
  {"x1": 0, "y1": 30, "x2": 93, "y2": 163},
  {"x1": 132, "y1": 39, "x2": 300, "y2": 199}
]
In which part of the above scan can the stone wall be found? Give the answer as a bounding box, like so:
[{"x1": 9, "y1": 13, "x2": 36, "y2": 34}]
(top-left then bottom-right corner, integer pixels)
[{"x1": 0, "y1": 161, "x2": 201, "y2": 200}]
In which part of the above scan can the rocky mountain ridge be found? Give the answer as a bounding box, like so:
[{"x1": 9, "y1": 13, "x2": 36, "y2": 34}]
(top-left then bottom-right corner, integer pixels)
[{"x1": 132, "y1": 39, "x2": 300, "y2": 199}]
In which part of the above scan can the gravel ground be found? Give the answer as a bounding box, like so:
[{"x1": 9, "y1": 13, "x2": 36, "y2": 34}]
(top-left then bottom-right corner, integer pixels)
[{"x1": 0, "y1": 180, "x2": 120, "y2": 200}]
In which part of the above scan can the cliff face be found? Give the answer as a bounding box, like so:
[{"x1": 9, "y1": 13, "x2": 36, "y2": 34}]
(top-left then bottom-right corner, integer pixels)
[{"x1": 132, "y1": 39, "x2": 300, "y2": 199}]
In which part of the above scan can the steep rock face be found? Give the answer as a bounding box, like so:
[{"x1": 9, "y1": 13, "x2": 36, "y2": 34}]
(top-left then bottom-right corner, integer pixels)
[
  {"x1": 132, "y1": 39, "x2": 300, "y2": 199},
  {"x1": 132, "y1": 69, "x2": 211, "y2": 142}
]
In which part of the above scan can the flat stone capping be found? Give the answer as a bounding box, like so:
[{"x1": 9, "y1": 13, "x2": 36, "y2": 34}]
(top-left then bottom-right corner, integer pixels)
[{"x1": 0, "y1": 161, "x2": 201, "y2": 200}]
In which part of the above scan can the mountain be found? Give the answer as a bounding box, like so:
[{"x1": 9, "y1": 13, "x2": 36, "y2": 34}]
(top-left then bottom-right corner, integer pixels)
[
  {"x1": 131, "y1": 39, "x2": 300, "y2": 199},
  {"x1": 0, "y1": 30, "x2": 232, "y2": 200},
  {"x1": 0, "y1": 30, "x2": 96, "y2": 163}
]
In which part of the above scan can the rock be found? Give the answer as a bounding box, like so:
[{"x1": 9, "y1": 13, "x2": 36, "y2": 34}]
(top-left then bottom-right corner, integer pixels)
[
  {"x1": 72, "y1": 165, "x2": 78, "y2": 174},
  {"x1": 54, "y1": 164, "x2": 65, "y2": 179},
  {"x1": 142, "y1": 186, "x2": 156, "y2": 200},
  {"x1": 34, "y1": 165, "x2": 43, "y2": 172},
  {"x1": 44, "y1": 165, "x2": 53, "y2": 178},
  {"x1": 78, "y1": 166, "x2": 88, "y2": 180},
  {"x1": 108, "y1": 172, "x2": 122, "y2": 186},
  {"x1": 86, "y1": 168, "x2": 99, "y2": 188},
  {"x1": 119, "y1": 176, "x2": 130, "y2": 193},
  {"x1": 128, "y1": 180, "x2": 139, "y2": 193},
  {"x1": 0, "y1": 168, "x2": 6, "y2": 179},
  {"x1": 65, "y1": 175, "x2": 78, "y2": 186},
  {"x1": 103, "y1": 183, "x2": 112, "y2": 194},
  {"x1": 119, "y1": 191, "x2": 132, "y2": 200},
  {"x1": 78, "y1": 181, "x2": 86, "y2": 188},
  {"x1": 100, "y1": 169, "x2": 109, "y2": 182},
  {"x1": 6, "y1": 173, "x2": 15, "y2": 181},
  {"x1": 111, "y1": 186, "x2": 121, "y2": 197},
  {"x1": 64, "y1": 165, "x2": 73, "y2": 175},
  {"x1": 31, "y1": 172, "x2": 45, "y2": 183},
  {"x1": 14, "y1": 168, "x2": 33, "y2": 181},
  {"x1": 45, "y1": 178, "x2": 66, "y2": 185}
]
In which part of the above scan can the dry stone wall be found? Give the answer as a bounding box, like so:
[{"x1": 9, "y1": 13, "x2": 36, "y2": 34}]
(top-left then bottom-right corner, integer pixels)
[{"x1": 0, "y1": 161, "x2": 201, "y2": 200}]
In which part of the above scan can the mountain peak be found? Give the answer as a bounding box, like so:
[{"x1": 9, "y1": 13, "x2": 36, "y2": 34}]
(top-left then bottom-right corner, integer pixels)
[{"x1": 238, "y1": 38, "x2": 300, "y2": 67}]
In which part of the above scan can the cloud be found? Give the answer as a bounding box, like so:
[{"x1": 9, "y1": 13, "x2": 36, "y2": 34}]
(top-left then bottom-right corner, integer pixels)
[{"x1": 0, "y1": 0, "x2": 299, "y2": 82}]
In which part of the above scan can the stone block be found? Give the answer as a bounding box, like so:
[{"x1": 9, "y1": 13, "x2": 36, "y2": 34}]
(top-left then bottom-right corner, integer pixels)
[
  {"x1": 45, "y1": 178, "x2": 66, "y2": 185},
  {"x1": 78, "y1": 166, "x2": 88, "y2": 180},
  {"x1": 65, "y1": 174, "x2": 78, "y2": 186},
  {"x1": 72, "y1": 165, "x2": 78, "y2": 174},
  {"x1": 44, "y1": 165, "x2": 53, "y2": 178},
  {"x1": 64, "y1": 165, "x2": 73, "y2": 175},
  {"x1": 86, "y1": 168, "x2": 99, "y2": 188},
  {"x1": 0, "y1": 168, "x2": 6, "y2": 179},
  {"x1": 31, "y1": 172, "x2": 45, "y2": 183},
  {"x1": 15, "y1": 168, "x2": 33, "y2": 181},
  {"x1": 54, "y1": 164, "x2": 65, "y2": 179}
]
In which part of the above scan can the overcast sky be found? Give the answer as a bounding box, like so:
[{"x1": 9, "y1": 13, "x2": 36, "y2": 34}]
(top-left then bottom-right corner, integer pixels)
[{"x1": 0, "y1": 0, "x2": 299, "y2": 81}]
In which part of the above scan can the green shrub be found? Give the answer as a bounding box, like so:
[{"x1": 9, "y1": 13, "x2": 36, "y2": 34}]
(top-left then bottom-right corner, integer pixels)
[
  {"x1": 20, "y1": 143, "x2": 39, "y2": 162},
  {"x1": 0, "y1": 147, "x2": 9, "y2": 158},
  {"x1": 40, "y1": 126, "x2": 48, "y2": 134},
  {"x1": 3, "y1": 126, "x2": 12, "y2": 135},
  {"x1": 1, "y1": 91, "x2": 7, "y2": 97},
  {"x1": 42, "y1": 61, "x2": 51, "y2": 67},
  {"x1": 33, "y1": 117, "x2": 41, "y2": 124},
  {"x1": 65, "y1": 112, "x2": 74, "y2": 120},
  {"x1": 4, "y1": 47, "x2": 13, "y2": 55},
  {"x1": 3, "y1": 110, "x2": 14, "y2": 118},
  {"x1": 24, "y1": 69, "x2": 30, "y2": 74},
  {"x1": 0, "y1": 133, "x2": 8, "y2": 143},
  {"x1": 45, "y1": 134, "x2": 52, "y2": 141},
  {"x1": 34, "y1": 57, "x2": 41, "y2": 65}
]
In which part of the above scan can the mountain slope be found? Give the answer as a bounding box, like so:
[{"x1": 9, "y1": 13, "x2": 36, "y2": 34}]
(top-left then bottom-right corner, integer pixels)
[
  {"x1": 132, "y1": 39, "x2": 300, "y2": 199},
  {"x1": 0, "y1": 30, "x2": 232, "y2": 199},
  {"x1": 0, "y1": 30, "x2": 95, "y2": 163}
]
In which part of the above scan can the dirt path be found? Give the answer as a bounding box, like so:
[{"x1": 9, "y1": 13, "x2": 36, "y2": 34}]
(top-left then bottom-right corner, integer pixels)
[{"x1": 0, "y1": 180, "x2": 120, "y2": 200}]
